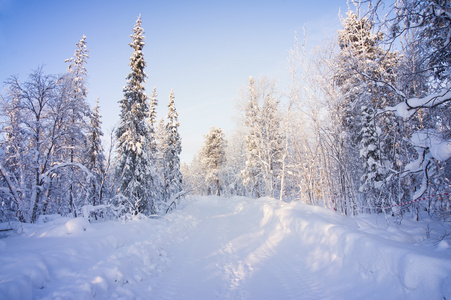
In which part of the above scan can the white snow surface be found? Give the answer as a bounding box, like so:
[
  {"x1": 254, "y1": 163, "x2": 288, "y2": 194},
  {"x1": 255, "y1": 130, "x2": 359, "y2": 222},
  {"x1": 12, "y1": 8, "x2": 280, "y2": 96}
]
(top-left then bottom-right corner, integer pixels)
[{"x1": 1, "y1": 196, "x2": 451, "y2": 299}]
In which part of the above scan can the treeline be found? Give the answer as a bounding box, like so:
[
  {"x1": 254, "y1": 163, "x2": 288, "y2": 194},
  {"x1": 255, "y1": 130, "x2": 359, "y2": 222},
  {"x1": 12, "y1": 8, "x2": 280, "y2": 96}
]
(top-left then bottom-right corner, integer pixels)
[
  {"x1": 0, "y1": 16, "x2": 182, "y2": 223},
  {"x1": 183, "y1": 0, "x2": 450, "y2": 220}
]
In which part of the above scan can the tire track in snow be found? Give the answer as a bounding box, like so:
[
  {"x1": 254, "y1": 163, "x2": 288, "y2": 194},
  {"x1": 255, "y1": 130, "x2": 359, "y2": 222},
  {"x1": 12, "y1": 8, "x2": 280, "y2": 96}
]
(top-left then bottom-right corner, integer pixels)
[
  {"x1": 219, "y1": 199, "x2": 328, "y2": 300},
  {"x1": 214, "y1": 227, "x2": 250, "y2": 299},
  {"x1": 247, "y1": 237, "x2": 327, "y2": 300},
  {"x1": 150, "y1": 197, "x2": 242, "y2": 299}
]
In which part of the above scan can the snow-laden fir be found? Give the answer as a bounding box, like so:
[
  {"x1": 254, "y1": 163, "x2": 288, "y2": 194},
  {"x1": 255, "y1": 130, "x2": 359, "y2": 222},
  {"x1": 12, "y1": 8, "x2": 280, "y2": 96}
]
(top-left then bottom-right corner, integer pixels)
[{"x1": 1, "y1": 196, "x2": 450, "y2": 299}]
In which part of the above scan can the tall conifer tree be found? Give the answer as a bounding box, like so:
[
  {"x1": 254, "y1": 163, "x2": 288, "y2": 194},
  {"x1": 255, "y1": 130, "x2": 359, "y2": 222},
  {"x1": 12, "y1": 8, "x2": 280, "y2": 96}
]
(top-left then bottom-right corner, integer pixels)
[
  {"x1": 115, "y1": 15, "x2": 156, "y2": 214},
  {"x1": 162, "y1": 90, "x2": 182, "y2": 203},
  {"x1": 64, "y1": 35, "x2": 91, "y2": 215},
  {"x1": 86, "y1": 98, "x2": 105, "y2": 206}
]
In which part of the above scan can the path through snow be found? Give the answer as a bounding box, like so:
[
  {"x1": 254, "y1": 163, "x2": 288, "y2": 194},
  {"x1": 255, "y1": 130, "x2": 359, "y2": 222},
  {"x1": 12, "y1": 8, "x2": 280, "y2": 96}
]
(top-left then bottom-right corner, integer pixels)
[
  {"x1": 151, "y1": 197, "x2": 330, "y2": 299},
  {"x1": 152, "y1": 197, "x2": 451, "y2": 299},
  {"x1": 1, "y1": 196, "x2": 451, "y2": 299}
]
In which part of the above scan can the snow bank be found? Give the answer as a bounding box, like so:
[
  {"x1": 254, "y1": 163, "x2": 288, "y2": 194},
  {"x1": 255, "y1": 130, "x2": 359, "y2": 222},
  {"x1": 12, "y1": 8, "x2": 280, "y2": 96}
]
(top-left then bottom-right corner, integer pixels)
[
  {"x1": 65, "y1": 217, "x2": 90, "y2": 234},
  {"x1": 268, "y1": 203, "x2": 451, "y2": 299},
  {"x1": 257, "y1": 199, "x2": 451, "y2": 299}
]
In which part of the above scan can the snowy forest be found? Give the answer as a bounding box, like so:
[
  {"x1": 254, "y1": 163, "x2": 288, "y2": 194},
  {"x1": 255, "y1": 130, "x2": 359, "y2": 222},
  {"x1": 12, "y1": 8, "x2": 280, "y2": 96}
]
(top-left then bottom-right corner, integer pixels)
[{"x1": 0, "y1": 0, "x2": 450, "y2": 224}]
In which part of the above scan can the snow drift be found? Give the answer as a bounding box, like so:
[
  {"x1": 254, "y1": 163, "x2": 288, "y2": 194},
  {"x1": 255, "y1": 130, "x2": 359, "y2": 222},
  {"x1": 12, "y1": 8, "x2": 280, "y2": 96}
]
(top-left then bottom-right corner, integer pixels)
[{"x1": 1, "y1": 196, "x2": 450, "y2": 299}]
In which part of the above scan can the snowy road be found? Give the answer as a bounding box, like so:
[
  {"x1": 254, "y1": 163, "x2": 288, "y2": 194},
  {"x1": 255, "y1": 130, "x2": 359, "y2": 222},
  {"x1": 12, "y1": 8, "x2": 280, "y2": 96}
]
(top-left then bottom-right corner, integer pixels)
[
  {"x1": 1, "y1": 196, "x2": 451, "y2": 299},
  {"x1": 151, "y1": 197, "x2": 329, "y2": 299}
]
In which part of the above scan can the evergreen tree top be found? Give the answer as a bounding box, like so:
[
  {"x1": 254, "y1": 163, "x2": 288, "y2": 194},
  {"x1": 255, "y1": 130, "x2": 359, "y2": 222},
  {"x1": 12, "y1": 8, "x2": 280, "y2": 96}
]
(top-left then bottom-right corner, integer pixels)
[
  {"x1": 165, "y1": 90, "x2": 181, "y2": 154},
  {"x1": 127, "y1": 15, "x2": 147, "y2": 85},
  {"x1": 65, "y1": 35, "x2": 89, "y2": 77},
  {"x1": 167, "y1": 89, "x2": 179, "y2": 124},
  {"x1": 92, "y1": 98, "x2": 103, "y2": 131},
  {"x1": 130, "y1": 15, "x2": 145, "y2": 51}
]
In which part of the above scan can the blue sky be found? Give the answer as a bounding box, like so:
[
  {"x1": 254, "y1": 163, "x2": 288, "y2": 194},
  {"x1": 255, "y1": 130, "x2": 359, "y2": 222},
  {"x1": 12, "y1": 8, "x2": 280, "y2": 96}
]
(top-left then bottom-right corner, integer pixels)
[{"x1": 0, "y1": 0, "x2": 348, "y2": 162}]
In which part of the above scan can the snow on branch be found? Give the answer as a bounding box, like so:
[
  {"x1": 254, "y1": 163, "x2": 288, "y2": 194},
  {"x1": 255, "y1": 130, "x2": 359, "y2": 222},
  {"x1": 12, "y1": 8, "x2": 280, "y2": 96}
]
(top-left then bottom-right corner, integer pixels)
[
  {"x1": 386, "y1": 85, "x2": 451, "y2": 119},
  {"x1": 411, "y1": 130, "x2": 451, "y2": 162}
]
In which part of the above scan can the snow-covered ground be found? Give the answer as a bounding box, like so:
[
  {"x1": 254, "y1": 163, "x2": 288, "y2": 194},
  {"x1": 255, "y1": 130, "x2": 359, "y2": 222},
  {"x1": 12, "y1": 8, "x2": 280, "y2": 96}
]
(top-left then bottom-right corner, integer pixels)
[{"x1": 1, "y1": 196, "x2": 451, "y2": 299}]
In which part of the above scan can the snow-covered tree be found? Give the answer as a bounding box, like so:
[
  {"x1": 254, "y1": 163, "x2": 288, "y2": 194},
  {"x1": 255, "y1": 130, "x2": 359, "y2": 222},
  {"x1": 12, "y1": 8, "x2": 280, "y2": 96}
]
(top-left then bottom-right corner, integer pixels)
[
  {"x1": 199, "y1": 127, "x2": 227, "y2": 196},
  {"x1": 64, "y1": 35, "x2": 91, "y2": 215},
  {"x1": 181, "y1": 154, "x2": 205, "y2": 195},
  {"x1": 155, "y1": 118, "x2": 167, "y2": 179},
  {"x1": 64, "y1": 35, "x2": 90, "y2": 133},
  {"x1": 387, "y1": 0, "x2": 451, "y2": 83},
  {"x1": 0, "y1": 68, "x2": 93, "y2": 222},
  {"x1": 0, "y1": 83, "x2": 28, "y2": 222},
  {"x1": 147, "y1": 87, "x2": 158, "y2": 160},
  {"x1": 160, "y1": 90, "x2": 182, "y2": 204},
  {"x1": 222, "y1": 129, "x2": 247, "y2": 196},
  {"x1": 284, "y1": 31, "x2": 336, "y2": 206},
  {"x1": 241, "y1": 77, "x2": 283, "y2": 198},
  {"x1": 86, "y1": 98, "x2": 106, "y2": 206},
  {"x1": 334, "y1": 10, "x2": 401, "y2": 213},
  {"x1": 241, "y1": 77, "x2": 262, "y2": 197},
  {"x1": 115, "y1": 15, "x2": 156, "y2": 215}
]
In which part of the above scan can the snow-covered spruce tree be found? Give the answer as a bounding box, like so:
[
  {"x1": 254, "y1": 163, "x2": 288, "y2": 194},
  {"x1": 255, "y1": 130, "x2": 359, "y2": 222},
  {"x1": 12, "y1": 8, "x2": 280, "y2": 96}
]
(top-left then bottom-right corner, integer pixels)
[
  {"x1": 199, "y1": 127, "x2": 227, "y2": 196},
  {"x1": 161, "y1": 90, "x2": 182, "y2": 205},
  {"x1": 146, "y1": 87, "x2": 163, "y2": 205},
  {"x1": 147, "y1": 87, "x2": 158, "y2": 161},
  {"x1": 334, "y1": 10, "x2": 401, "y2": 213},
  {"x1": 63, "y1": 35, "x2": 91, "y2": 216},
  {"x1": 241, "y1": 77, "x2": 283, "y2": 198},
  {"x1": 115, "y1": 16, "x2": 157, "y2": 215},
  {"x1": 86, "y1": 98, "x2": 106, "y2": 206},
  {"x1": 335, "y1": 10, "x2": 374, "y2": 214},
  {"x1": 155, "y1": 118, "x2": 167, "y2": 184}
]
